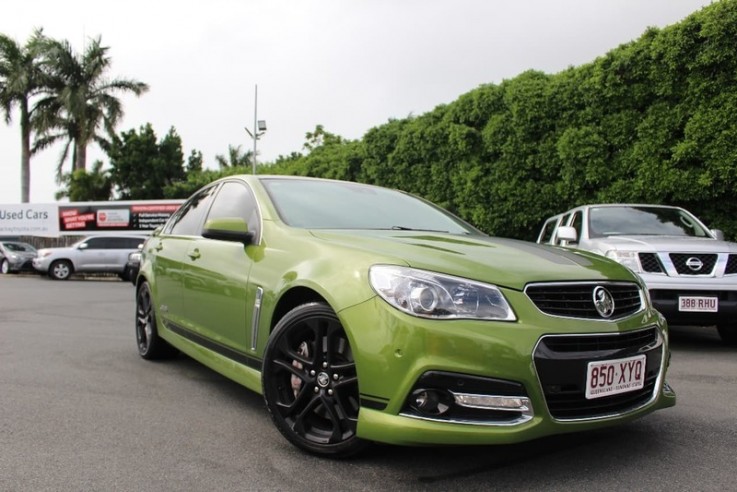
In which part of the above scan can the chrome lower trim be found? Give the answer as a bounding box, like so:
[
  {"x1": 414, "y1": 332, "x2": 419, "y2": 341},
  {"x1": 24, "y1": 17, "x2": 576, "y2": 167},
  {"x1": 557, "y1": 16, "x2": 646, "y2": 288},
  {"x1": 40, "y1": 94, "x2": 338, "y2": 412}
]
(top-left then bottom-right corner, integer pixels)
[
  {"x1": 250, "y1": 287, "x2": 263, "y2": 351},
  {"x1": 398, "y1": 411, "x2": 533, "y2": 427}
]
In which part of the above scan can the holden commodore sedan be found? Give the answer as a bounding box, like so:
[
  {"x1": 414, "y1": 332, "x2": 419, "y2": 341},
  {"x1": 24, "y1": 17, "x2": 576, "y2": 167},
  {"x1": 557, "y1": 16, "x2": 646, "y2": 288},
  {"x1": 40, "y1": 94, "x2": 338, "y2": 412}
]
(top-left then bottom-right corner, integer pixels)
[{"x1": 135, "y1": 175, "x2": 675, "y2": 457}]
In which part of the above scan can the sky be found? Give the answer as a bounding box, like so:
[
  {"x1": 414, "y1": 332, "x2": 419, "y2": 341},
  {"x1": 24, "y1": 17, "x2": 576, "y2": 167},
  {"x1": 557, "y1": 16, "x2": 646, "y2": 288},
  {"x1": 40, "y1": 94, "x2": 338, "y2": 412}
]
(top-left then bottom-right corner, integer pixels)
[{"x1": 0, "y1": 0, "x2": 715, "y2": 203}]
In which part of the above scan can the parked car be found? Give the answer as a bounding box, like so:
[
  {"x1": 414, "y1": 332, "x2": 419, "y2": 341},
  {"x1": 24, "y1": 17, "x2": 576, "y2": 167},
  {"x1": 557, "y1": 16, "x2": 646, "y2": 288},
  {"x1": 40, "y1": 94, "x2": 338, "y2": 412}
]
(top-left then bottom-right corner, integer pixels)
[
  {"x1": 33, "y1": 235, "x2": 148, "y2": 280},
  {"x1": 135, "y1": 175, "x2": 675, "y2": 457},
  {"x1": 126, "y1": 249, "x2": 142, "y2": 285},
  {"x1": 537, "y1": 204, "x2": 737, "y2": 345},
  {"x1": 0, "y1": 241, "x2": 37, "y2": 274}
]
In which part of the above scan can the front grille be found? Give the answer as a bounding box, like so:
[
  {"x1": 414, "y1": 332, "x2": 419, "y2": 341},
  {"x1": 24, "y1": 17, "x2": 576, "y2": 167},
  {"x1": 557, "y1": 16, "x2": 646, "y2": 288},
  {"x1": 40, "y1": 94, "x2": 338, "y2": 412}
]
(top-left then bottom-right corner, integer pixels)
[
  {"x1": 670, "y1": 253, "x2": 717, "y2": 275},
  {"x1": 726, "y1": 255, "x2": 737, "y2": 275},
  {"x1": 543, "y1": 327, "x2": 658, "y2": 352},
  {"x1": 542, "y1": 377, "x2": 658, "y2": 419},
  {"x1": 534, "y1": 328, "x2": 662, "y2": 420},
  {"x1": 638, "y1": 253, "x2": 663, "y2": 273},
  {"x1": 525, "y1": 282, "x2": 642, "y2": 320}
]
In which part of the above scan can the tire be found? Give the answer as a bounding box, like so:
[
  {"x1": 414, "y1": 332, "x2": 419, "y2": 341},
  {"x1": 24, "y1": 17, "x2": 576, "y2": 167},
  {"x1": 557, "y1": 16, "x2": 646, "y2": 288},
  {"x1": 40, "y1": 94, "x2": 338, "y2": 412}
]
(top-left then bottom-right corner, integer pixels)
[
  {"x1": 120, "y1": 267, "x2": 131, "y2": 282},
  {"x1": 262, "y1": 302, "x2": 367, "y2": 458},
  {"x1": 136, "y1": 282, "x2": 178, "y2": 360},
  {"x1": 717, "y1": 324, "x2": 737, "y2": 346},
  {"x1": 49, "y1": 260, "x2": 73, "y2": 280},
  {"x1": 0, "y1": 259, "x2": 9, "y2": 274}
]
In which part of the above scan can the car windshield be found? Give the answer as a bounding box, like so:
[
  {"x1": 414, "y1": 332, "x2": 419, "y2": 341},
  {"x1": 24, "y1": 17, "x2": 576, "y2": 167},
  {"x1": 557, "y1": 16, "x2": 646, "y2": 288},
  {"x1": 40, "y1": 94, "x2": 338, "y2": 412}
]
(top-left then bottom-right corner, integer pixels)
[
  {"x1": 2, "y1": 242, "x2": 36, "y2": 252},
  {"x1": 261, "y1": 178, "x2": 477, "y2": 235},
  {"x1": 588, "y1": 206, "x2": 710, "y2": 238}
]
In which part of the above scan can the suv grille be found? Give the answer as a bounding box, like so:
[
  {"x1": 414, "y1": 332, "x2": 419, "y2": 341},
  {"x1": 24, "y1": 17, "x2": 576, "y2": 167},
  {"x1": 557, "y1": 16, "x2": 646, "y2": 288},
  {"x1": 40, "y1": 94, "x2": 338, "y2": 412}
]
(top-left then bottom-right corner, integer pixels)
[
  {"x1": 638, "y1": 253, "x2": 663, "y2": 273},
  {"x1": 534, "y1": 328, "x2": 662, "y2": 420},
  {"x1": 525, "y1": 282, "x2": 642, "y2": 320},
  {"x1": 726, "y1": 255, "x2": 737, "y2": 275},
  {"x1": 670, "y1": 253, "x2": 717, "y2": 275}
]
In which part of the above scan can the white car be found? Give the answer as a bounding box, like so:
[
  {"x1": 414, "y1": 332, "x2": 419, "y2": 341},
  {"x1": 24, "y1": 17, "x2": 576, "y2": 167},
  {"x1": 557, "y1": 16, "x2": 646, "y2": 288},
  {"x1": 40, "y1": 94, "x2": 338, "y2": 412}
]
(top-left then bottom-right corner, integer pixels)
[
  {"x1": 537, "y1": 204, "x2": 737, "y2": 345},
  {"x1": 33, "y1": 235, "x2": 148, "y2": 281}
]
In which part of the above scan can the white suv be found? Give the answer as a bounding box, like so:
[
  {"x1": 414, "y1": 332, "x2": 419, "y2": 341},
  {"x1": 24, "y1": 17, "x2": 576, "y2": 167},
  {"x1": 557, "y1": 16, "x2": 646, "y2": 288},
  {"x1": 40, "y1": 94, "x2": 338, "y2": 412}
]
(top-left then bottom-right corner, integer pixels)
[
  {"x1": 537, "y1": 204, "x2": 737, "y2": 345},
  {"x1": 33, "y1": 235, "x2": 148, "y2": 281}
]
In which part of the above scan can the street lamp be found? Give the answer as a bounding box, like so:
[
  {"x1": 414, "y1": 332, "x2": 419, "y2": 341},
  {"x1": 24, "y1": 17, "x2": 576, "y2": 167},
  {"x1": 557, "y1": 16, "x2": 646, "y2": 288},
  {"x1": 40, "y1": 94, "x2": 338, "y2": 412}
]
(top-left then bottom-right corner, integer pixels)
[{"x1": 244, "y1": 84, "x2": 266, "y2": 174}]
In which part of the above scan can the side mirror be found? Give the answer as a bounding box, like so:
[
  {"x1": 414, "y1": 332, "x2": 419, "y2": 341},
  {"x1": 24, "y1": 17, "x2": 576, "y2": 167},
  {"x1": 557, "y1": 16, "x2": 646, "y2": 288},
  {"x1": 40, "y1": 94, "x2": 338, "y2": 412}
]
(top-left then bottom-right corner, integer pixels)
[
  {"x1": 78, "y1": 243, "x2": 89, "y2": 250},
  {"x1": 556, "y1": 226, "x2": 578, "y2": 244},
  {"x1": 712, "y1": 229, "x2": 725, "y2": 241},
  {"x1": 203, "y1": 217, "x2": 253, "y2": 245}
]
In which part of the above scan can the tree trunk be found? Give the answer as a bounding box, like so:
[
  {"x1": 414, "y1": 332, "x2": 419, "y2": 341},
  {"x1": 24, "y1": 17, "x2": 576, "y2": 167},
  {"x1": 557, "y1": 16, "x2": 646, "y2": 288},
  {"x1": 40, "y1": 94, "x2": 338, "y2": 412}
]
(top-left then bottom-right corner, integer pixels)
[
  {"x1": 19, "y1": 100, "x2": 31, "y2": 203},
  {"x1": 74, "y1": 139, "x2": 87, "y2": 172}
]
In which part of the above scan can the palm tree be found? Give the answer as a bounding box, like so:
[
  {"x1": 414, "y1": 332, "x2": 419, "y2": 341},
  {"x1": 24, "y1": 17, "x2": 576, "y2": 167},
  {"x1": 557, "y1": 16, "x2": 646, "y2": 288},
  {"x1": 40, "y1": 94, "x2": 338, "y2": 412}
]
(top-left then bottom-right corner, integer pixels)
[
  {"x1": 215, "y1": 144, "x2": 253, "y2": 169},
  {"x1": 33, "y1": 35, "x2": 148, "y2": 180},
  {"x1": 0, "y1": 29, "x2": 46, "y2": 202}
]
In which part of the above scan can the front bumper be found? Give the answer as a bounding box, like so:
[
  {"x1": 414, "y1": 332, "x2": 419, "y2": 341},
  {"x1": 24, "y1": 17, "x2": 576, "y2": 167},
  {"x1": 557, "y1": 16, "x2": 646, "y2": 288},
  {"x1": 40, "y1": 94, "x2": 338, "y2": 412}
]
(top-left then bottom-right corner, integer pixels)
[
  {"x1": 341, "y1": 292, "x2": 675, "y2": 446},
  {"x1": 640, "y1": 273, "x2": 737, "y2": 326},
  {"x1": 32, "y1": 257, "x2": 52, "y2": 272},
  {"x1": 6, "y1": 257, "x2": 36, "y2": 272}
]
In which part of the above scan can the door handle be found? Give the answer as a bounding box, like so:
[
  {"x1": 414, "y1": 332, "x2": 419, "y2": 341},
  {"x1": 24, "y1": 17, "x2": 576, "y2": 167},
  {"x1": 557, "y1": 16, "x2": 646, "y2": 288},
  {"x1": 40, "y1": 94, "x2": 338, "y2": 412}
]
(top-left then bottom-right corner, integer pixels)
[{"x1": 188, "y1": 249, "x2": 201, "y2": 260}]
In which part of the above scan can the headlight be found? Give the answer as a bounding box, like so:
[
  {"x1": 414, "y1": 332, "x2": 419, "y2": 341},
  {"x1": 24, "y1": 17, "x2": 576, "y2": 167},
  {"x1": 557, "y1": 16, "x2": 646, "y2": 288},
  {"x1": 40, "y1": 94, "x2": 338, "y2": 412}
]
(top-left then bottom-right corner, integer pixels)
[
  {"x1": 8, "y1": 254, "x2": 18, "y2": 261},
  {"x1": 39, "y1": 250, "x2": 52, "y2": 258},
  {"x1": 605, "y1": 250, "x2": 641, "y2": 273},
  {"x1": 369, "y1": 265, "x2": 516, "y2": 321}
]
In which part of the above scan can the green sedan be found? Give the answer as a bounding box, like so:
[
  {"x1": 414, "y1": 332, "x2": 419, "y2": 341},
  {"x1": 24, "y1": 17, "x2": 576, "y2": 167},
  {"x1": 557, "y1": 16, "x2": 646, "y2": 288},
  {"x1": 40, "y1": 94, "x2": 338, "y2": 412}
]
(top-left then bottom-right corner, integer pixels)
[{"x1": 135, "y1": 175, "x2": 675, "y2": 457}]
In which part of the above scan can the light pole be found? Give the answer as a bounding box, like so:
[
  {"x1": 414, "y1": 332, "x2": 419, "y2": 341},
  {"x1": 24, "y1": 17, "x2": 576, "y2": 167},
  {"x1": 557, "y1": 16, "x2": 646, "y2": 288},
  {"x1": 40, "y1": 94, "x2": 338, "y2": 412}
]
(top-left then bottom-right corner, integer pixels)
[{"x1": 244, "y1": 84, "x2": 267, "y2": 174}]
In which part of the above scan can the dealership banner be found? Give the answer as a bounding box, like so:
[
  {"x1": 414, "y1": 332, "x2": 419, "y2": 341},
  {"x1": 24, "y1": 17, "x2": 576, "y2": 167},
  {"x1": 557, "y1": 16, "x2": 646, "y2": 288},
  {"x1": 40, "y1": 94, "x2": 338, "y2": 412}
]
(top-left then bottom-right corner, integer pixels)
[
  {"x1": 58, "y1": 201, "x2": 183, "y2": 233},
  {"x1": 1, "y1": 200, "x2": 183, "y2": 237},
  {"x1": 0, "y1": 204, "x2": 60, "y2": 237}
]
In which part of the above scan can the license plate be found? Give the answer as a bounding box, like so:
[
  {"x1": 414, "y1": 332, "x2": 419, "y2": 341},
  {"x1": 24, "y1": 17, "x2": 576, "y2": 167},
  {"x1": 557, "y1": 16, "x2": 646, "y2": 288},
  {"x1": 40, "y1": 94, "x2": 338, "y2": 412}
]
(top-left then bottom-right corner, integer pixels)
[
  {"x1": 679, "y1": 296, "x2": 718, "y2": 312},
  {"x1": 585, "y1": 354, "x2": 646, "y2": 400}
]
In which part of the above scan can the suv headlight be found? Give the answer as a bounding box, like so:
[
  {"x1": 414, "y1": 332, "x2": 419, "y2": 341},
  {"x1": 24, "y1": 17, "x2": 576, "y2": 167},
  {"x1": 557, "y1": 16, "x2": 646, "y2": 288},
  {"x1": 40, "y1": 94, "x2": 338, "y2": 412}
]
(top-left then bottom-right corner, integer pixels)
[
  {"x1": 605, "y1": 250, "x2": 641, "y2": 273},
  {"x1": 369, "y1": 265, "x2": 516, "y2": 321}
]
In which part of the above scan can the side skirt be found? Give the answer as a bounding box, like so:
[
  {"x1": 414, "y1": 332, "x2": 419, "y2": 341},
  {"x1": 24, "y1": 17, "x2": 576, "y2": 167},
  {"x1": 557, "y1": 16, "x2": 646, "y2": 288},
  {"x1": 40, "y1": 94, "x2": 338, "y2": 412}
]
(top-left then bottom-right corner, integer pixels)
[{"x1": 160, "y1": 320, "x2": 264, "y2": 395}]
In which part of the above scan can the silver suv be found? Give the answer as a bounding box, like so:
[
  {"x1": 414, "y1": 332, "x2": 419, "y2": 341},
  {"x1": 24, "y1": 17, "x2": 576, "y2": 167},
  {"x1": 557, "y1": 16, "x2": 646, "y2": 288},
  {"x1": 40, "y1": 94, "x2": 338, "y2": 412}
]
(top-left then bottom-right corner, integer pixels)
[
  {"x1": 33, "y1": 235, "x2": 148, "y2": 281},
  {"x1": 538, "y1": 204, "x2": 737, "y2": 345}
]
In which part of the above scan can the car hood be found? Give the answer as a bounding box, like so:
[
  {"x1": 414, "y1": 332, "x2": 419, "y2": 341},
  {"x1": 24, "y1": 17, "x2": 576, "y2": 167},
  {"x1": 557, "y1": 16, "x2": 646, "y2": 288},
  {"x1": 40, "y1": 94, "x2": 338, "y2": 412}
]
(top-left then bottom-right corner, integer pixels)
[
  {"x1": 7, "y1": 251, "x2": 37, "y2": 259},
  {"x1": 309, "y1": 230, "x2": 636, "y2": 291},
  {"x1": 593, "y1": 235, "x2": 737, "y2": 253}
]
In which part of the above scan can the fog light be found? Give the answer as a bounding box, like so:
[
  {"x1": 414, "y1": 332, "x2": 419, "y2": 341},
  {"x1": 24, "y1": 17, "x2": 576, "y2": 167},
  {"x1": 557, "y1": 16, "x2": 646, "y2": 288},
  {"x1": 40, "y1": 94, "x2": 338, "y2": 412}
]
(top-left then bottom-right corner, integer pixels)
[{"x1": 411, "y1": 389, "x2": 451, "y2": 416}]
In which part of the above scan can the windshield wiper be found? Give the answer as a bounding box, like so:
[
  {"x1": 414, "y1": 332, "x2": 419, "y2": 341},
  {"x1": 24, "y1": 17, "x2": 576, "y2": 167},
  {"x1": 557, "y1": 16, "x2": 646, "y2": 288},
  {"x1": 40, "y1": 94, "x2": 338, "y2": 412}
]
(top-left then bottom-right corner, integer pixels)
[{"x1": 390, "y1": 225, "x2": 451, "y2": 233}]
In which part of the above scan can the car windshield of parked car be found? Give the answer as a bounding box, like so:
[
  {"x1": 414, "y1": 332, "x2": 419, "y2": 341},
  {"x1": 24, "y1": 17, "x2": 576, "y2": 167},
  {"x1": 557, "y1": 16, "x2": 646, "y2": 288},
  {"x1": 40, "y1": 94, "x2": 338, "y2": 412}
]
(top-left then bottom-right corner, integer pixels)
[
  {"x1": 2, "y1": 242, "x2": 36, "y2": 252},
  {"x1": 261, "y1": 178, "x2": 477, "y2": 235},
  {"x1": 588, "y1": 206, "x2": 710, "y2": 238}
]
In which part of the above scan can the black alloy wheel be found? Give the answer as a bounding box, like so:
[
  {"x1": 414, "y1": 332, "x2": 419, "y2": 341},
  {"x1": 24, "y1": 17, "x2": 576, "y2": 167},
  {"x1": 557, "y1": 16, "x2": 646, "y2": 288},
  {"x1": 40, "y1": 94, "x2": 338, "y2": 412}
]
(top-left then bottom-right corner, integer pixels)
[
  {"x1": 135, "y1": 282, "x2": 177, "y2": 359},
  {"x1": 262, "y1": 302, "x2": 367, "y2": 458}
]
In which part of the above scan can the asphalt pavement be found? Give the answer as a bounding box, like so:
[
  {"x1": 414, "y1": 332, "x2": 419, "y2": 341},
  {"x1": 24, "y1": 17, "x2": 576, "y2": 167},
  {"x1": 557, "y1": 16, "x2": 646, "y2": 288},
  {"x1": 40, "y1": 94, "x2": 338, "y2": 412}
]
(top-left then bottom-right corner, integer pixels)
[{"x1": 1, "y1": 275, "x2": 735, "y2": 491}]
